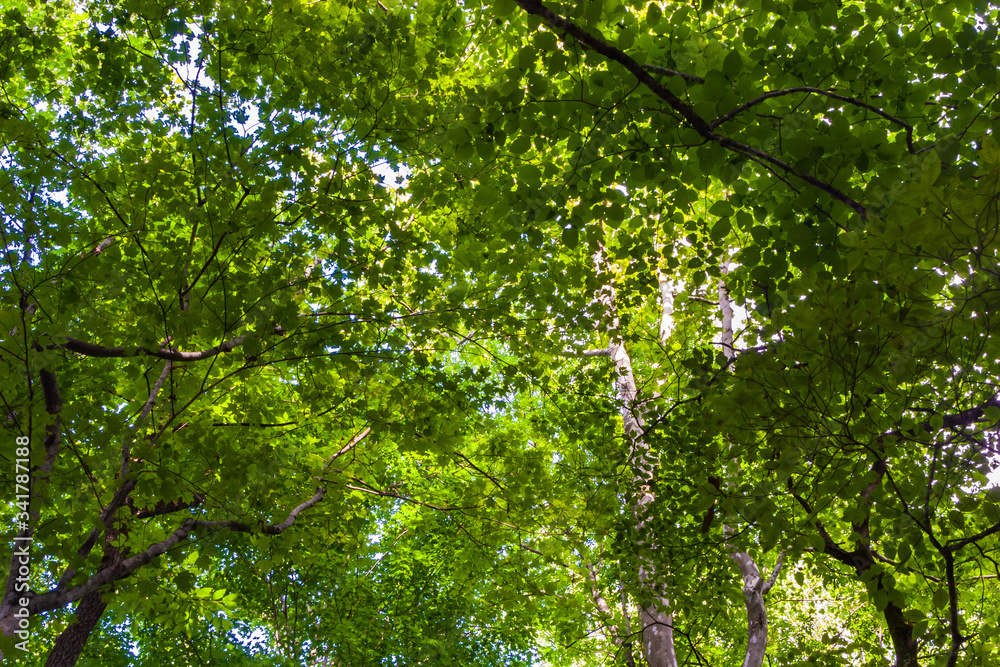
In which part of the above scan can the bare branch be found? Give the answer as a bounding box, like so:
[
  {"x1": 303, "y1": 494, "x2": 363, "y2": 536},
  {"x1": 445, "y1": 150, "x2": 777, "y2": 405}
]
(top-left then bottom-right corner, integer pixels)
[
  {"x1": 334, "y1": 482, "x2": 463, "y2": 513},
  {"x1": 79, "y1": 236, "x2": 115, "y2": 257},
  {"x1": 62, "y1": 335, "x2": 246, "y2": 361},
  {"x1": 123, "y1": 361, "x2": 172, "y2": 478},
  {"x1": 323, "y1": 426, "x2": 371, "y2": 468},
  {"x1": 453, "y1": 451, "x2": 505, "y2": 490}
]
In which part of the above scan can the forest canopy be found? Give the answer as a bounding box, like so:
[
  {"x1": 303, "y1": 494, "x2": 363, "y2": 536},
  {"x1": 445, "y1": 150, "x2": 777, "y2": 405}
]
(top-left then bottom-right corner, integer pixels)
[{"x1": 1, "y1": 0, "x2": 999, "y2": 665}]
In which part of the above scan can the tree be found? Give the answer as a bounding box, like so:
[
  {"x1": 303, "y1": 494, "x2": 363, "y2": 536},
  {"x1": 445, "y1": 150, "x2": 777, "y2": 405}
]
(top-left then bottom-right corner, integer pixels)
[
  {"x1": 407, "y1": 0, "x2": 1000, "y2": 665},
  {"x1": 0, "y1": 0, "x2": 537, "y2": 663},
  {"x1": 2, "y1": 0, "x2": 1000, "y2": 665}
]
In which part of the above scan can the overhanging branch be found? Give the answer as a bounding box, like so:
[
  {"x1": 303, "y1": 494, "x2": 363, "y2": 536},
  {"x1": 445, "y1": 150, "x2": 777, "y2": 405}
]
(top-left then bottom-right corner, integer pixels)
[
  {"x1": 513, "y1": 0, "x2": 870, "y2": 218},
  {"x1": 31, "y1": 488, "x2": 325, "y2": 615},
  {"x1": 61, "y1": 335, "x2": 245, "y2": 361}
]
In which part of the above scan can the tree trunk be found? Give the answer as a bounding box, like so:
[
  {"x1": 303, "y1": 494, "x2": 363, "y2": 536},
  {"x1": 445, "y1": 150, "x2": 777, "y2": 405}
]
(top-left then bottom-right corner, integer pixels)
[
  {"x1": 44, "y1": 590, "x2": 108, "y2": 667},
  {"x1": 596, "y1": 268, "x2": 679, "y2": 667},
  {"x1": 44, "y1": 541, "x2": 122, "y2": 666}
]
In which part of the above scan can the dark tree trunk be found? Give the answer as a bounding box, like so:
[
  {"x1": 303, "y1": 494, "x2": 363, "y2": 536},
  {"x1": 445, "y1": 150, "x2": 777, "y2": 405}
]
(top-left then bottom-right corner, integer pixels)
[
  {"x1": 43, "y1": 590, "x2": 108, "y2": 667},
  {"x1": 44, "y1": 541, "x2": 123, "y2": 667},
  {"x1": 882, "y1": 588, "x2": 919, "y2": 667}
]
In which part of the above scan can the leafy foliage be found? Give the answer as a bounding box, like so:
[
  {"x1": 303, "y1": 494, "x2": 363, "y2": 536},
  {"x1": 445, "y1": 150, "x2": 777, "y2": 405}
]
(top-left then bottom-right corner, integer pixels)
[{"x1": 1, "y1": 0, "x2": 999, "y2": 666}]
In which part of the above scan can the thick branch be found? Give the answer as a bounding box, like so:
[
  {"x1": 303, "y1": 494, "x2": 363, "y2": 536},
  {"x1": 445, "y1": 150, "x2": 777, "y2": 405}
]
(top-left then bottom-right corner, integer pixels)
[
  {"x1": 515, "y1": 0, "x2": 710, "y2": 133},
  {"x1": 935, "y1": 396, "x2": 1000, "y2": 431},
  {"x1": 657, "y1": 272, "x2": 674, "y2": 345},
  {"x1": 945, "y1": 520, "x2": 1000, "y2": 552},
  {"x1": 32, "y1": 488, "x2": 325, "y2": 615},
  {"x1": 585, "y1": 563, "x2": 637, "y2": 667},
  {"x1": 793, "y1": 476, "x2": 918, "y2": 666},
  {"x1": 730, "y1": 550, "x2": 768, "y2": 667},
  {"x1": 593, "y1": 259, "x2": 677, "y2": 667},
  {"x1": 4, "y1": 370, "x2": 64, "y2": 608},
  {"x1": 586, "y1": 563, "x2": 614, "y2": 618},
  {"x1": 259, "y1": 488, "x2": 324, "y2": 535},
  {"x1": 790, "y1": 479, "x2": 863, "y2": 567},
  {"x1": 44, "y1": 539, "x2": 123, "y2": 667},
  {"x1": 37, "y1": 373, "x2": 62, "y2": 486},
  {"x1": 719, "y1": 272, "x2": 771, "y2": 667},
  {"x1": 62, "y1": 335, "x2": 246, "y2": 361},
  {"x1": 129, "y1": 493, "x2": 206, "y2": 519},
  {"x1": 31, "y1": 519, "x2": 196, "y2": 615},
  {"x1": 40, "y1": 369, "x2": 62, "y2": 415}
]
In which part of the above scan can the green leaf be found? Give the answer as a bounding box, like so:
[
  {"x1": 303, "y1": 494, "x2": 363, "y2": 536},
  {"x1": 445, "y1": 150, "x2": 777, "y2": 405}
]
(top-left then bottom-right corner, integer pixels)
[
  {"x1": 710, "y1": 217, "x2": 732, "y2": 240},
  {"x1": 920, "y1": 151, "x2": 941, "y2": 185},
  {"x1": 647, "y1": 4, "x2": 662, "y2": 27},
  {"x1": 9, "y1": 2, "x2": 1000, "y2": 665},
  {"x1": 932, "y1": 587, "x2": 951, "y2": 610},
  {"x1": 722, "y1": 50, "x2": 743, "y2": 76},
  {"x1": 709, "y1": 200, "x2": 734, "y2": 217},
  {"x1": 925, "y1": 34, "x2": 952, "y2": 58}
]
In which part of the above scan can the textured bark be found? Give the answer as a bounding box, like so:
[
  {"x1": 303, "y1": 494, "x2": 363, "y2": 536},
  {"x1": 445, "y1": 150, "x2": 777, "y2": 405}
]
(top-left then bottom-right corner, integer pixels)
[
  {"x1": 884, "y1": 595, "x2": 920, "y2": 667},
  {"x1": 620, "y1": 590, "x2": 637, "y2": 667},
  {"x1": 657, "y1": 271, "x2": 674, "y2": 345},
  {"x1": 594, "y1": 268, "x2": 677, "y2": 667},
  {"x1": 43, "y1": 580, "x2": 110, "y2": 667},
  {"x1": 612, "y1": 340, "x2": 676, "y2": 667},
  {"x1": 729, "y1": 552, "x2": 769, "y2": 667},
  {"x1": 1, "y1": 370, "x2": 65, "y2": 662},
  {"x1": 585, "y1": 563, "x2": 636, "y2": 665},
  {"x1": 44, "y1": 538, "x2": 123, "y2": 667}
]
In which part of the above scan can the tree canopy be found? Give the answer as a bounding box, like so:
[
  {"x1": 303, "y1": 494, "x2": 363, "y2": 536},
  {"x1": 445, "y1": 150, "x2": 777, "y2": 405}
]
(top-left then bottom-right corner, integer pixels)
[{"x1": 1, "y1": 0, "x2": 999, "y2": 665}]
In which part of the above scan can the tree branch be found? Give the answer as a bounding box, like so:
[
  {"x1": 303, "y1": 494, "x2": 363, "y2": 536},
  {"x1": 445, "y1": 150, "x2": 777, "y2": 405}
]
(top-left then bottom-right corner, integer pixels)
[
  {"x1": 31, "y1": 488, "x2": 325, "y2": 615},
  {"x1": 762, "y1": 551, "x2": 785, "y2": 595},
  {"x1": 31, "y1": 519, "x2": 196, "y2": 615},
  {"x1": 129, "y1": 493, "x2": 206, "y2": 519},
  {"x1": 323, "y1": 426, "x2": 372, "y2": 468},
  {"x1": 61, "y1": 335, "x2": 246, "y2": 361},
  {"x1": 641, "y1": 64, "x2": 704, "y2": 85},
  {"x1": 945, "y1": 520, "x2": 1000, "y2": 552},
  {"x1": 513, "y1": 0, "x2": 869, "y2": 218},
  {"x1": 712, "y1": 86, "x2": 933, "y2": 156},
  {"x1": 4, "y1": 370, "x2": 63, "y2": 607}
]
